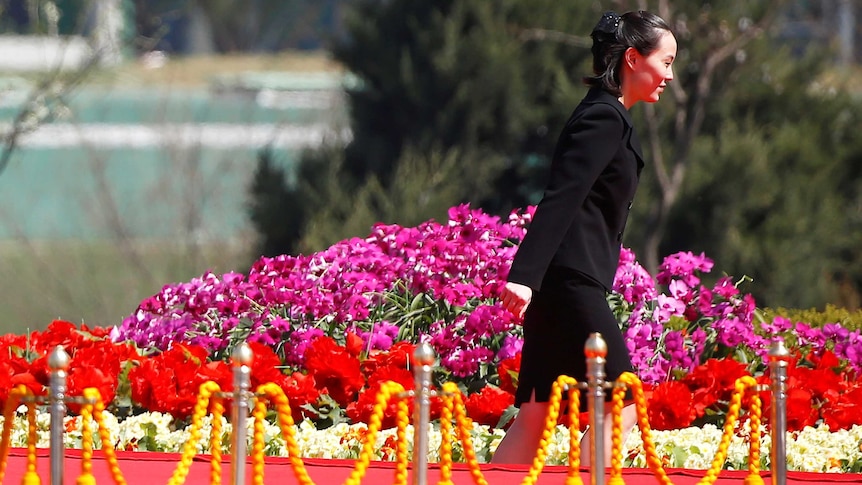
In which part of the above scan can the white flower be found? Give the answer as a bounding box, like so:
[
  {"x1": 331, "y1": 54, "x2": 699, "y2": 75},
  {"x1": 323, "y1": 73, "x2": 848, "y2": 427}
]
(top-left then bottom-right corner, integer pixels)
[{"x1": 10, "y1": 408, "x2": 862, "y2": 472}]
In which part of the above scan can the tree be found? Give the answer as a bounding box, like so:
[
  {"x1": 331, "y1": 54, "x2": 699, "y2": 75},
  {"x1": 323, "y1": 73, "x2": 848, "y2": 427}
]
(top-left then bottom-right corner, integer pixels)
[
  {"x1": 625, "y1": 0, "x2": 862, "y2": 308},
  {"x1": 249, "y1": 0, "x2": 604, "y2": 255},
  {"x1": 248, "y1": 0, "x2": 862, "y2": 309}
]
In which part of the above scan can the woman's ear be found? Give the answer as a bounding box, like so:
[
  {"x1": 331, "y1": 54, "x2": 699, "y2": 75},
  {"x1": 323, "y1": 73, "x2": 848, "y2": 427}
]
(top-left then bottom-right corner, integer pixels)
[{"x1": 624, "y1": 47, "x2": 638, "y2": 70}]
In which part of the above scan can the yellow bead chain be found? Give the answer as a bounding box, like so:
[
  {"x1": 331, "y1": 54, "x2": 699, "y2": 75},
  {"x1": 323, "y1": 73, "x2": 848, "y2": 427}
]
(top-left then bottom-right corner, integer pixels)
[
  {"x1": 441, "y1": 382, "x2": 489, "y2": 485},
  {"x1": 166, "y1": 381, "x2": 222, "y2": 485},
  {"x1": 607, "y1": 383, "x2": 627, "y2": 485},
  {"x1": 698, "y1": 376, "x2": 754, "y2": 485},
  {"x1": 698, "y1": 375, "x2": 762, "y2": 485},
  {"x1": 393, "y1": 394, "x2": 410, "y2": 485},
  {"x1": 77, "y1": 393, "x2": 95, "y2": 485},
  {"x1": 344, "y1": 381, "x2": 405, "y2": 485},
  {"x1": 0, "y1": 386, "x2": 28, "y2": 484},
  {"x1": 564, "y1": 382, "x2": 584, "y2": 485},
  {"x1": 85, "y1": 388, "x2": 129, "y2": 485},
  {"x1": 256, "y1": 382, "x2": 315, "y2": 485},
  {"x1": 209, "y1": 397, "x2": 225, "y2": 485},
  {"x1": 252, "y1": 395, "x2": 268, "y2": 485},
  {"x1": 23, "y1": 396, "x2": 41, "y2": 485},
  {"x1": 437, "y1": 387, "x2": 455, "y2": 485},
  {"x1": 617, "y1": 372, "x2": 673, "y2": 485},
  {"x1": 744, "y1": 383, "x2": 764, "y2": 485},
  {"x1": 517, "y1": 376, "x2": 571, "y2": 485}
]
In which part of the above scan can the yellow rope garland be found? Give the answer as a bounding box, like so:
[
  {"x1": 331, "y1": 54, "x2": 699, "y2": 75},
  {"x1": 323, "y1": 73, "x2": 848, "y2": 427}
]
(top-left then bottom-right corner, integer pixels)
[
  {"x1": 617, "y1": 372, "x2": 673, "y2": 485},
  {"x1": 743, "y1": 383, "x2": 764, "y2": 485},
  {"x1": 343, "y1": 381, "x2": 405, "y2": 485},
  {"x1": 614, "y1": 372, "x2": 765, "y2": 485},
  {"x1": 255, "y1": 383, "x2": 315, "y2": 485},
  {"x1": 438, "y1": 387, "x2": 455, "y2": 485},
  {"x1": 608, "y1": 383, "x2": 627, "y2": 485},
  {"x1": 209, "y1": 398, "x2": 225, "y2": 485},
  {"x1": 252, "y1": 393, "x2": 268, "y2": 485},
  {"x1": 564, "y1": 381, "x2": 584, "y2": 485},
  {"x1": 84, "y1": 388, "x2": 126, "y2": 485},
  {"x1": 0, "y1": 371, "x2": 769, "y2": 485},
  {"x1": 392, "y1": 395, "x2": 410, "y2": 485},
  {"x1": 441, "y1": 382, "x2": 489, "y2": 485},
  {"x1": 166, "y1": 381, "x2": 222, "y2": 485},
  {"x1": 0, "y1": 386, "x2": 28, "y2": 484},
  {"x1": 22, "y1": 396, "x2": 40, "y2": 485},
  {"x1": 77, "y1": 394, "x2": 96, "y2": 485}
]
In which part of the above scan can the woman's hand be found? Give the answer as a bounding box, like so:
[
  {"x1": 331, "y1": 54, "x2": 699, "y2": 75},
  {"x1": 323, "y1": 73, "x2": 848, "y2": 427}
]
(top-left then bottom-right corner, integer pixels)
[{"x1": 501, "y1": 282, "x2": 532, "y2": 320}]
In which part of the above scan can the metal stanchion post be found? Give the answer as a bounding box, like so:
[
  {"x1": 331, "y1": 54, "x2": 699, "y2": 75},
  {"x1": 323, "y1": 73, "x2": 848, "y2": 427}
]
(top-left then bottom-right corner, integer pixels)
[
  {"x1": 411, "y1": 343, "x2": 435, "y2": 485},
  {"x1": 48, "y1": 346, "x2": 71, "y2": 485},
  {"x1": 231, "y1": 343, "x2": 253, "y2": 485},
  {"x1": 769, "y1": 339, "x2": 789, "y2": 485},
  {"x1": 585, "y1": 332, "x2": 607, "y2": 485}
]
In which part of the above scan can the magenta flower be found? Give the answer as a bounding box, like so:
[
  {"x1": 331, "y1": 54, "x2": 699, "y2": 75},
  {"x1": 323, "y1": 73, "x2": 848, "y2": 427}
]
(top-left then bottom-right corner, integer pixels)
[{"x1": 112, "y1": 203, "x2": 862, "y2": 393}]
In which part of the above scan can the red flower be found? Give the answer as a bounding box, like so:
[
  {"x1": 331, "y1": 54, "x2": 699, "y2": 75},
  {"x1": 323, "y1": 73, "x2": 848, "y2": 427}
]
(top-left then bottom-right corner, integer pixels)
[
  {"x1": 281, "y1": 372, "x2": 321, "y2": 423},
  {"x1": 789, "y1": 366, "x2": 842, "y2": 405},
  {"x1": 68, "y1": 339, "x2": 126, "y2": 393},
  {"x1": 68, "y1": 366, "x2": 116, "y2": 413},
  {"x1": 360, "y1": 341, "x2": 415, "y2": 378},
  {"x1": 345, "y1": 332, "x2": 365, "y2": 358},
  {"x1": 303, "y1": 336, "x2": 364, "y2": 408},
  {"x1": 497, "y1": 354, "x2": 521, "y2": 395},
  {"x1": 247, "y1": 342, "x2": 290, "y2": 390},
  {"x1": 681, "y1": 358, "x2": 748, "y2": 418},
  {"x1": 821, "y1": 383, "x2": 862, "y2": 431},
  {"x1": 647, "y1": 381, "x2": 696, "y2": 430},
  {"x1": 346, "y1": 366, "x2": 414, "y2": 429},
  {"x1": 8, "y1": 372, "x2": 43, "y2": 399},
  {"x1": 128, "y1": 344, "x2": 231, "y2": 419},
  {"x1": 464, "y1": 386, "x2": 514, "y2": 428},
  {"x1": 785, "y1": 387, "x2": 819, "y2": 431},
  {"x1": 0, "y1": 353, "x2": 42, "y2": 402},
  {"x1": 29, "y1": 320, "x2": 83, "y2": 354}
]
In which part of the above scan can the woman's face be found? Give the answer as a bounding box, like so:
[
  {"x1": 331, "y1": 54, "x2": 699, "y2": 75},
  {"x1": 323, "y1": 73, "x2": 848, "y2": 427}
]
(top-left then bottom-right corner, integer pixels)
[{"x1": 625, "y1": 31, "x2": 677, "y2": 104}]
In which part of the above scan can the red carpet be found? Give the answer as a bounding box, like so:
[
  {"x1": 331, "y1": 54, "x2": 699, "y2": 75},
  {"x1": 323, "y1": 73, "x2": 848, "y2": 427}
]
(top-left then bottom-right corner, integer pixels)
[{"x1": 3, "y1": 448, "x2": 859, "y2": 484}]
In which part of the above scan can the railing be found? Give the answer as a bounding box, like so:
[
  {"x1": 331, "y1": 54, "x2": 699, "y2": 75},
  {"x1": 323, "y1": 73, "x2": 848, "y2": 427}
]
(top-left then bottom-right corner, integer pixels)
[{"x1": 0, "y1": 333, "x2": 791, "y2": 485}]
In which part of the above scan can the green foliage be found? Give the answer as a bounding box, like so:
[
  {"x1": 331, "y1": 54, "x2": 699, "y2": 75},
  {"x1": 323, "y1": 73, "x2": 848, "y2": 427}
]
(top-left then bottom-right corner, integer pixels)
[
  {"x1": 763, "y1": 304, "x2": 862, "y2": 331},
  {"x1": 248, "y1": 0, "x2": 603, "y2": 255},
  {"x1": 247, "y1": 149, "x2": 304, "y2": 258},
  {"x1": 246, "y1": 0, "x2": 862, "y2": 311},
  {"x1": 632, "y1": 3, "x2": 862, "y2": 309}
]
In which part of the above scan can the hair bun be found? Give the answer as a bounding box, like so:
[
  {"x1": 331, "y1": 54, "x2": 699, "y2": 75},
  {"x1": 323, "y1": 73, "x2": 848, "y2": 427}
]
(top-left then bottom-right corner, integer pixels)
[{"x1": 593, "y1": 11, "x2": 621, "y2": 36}]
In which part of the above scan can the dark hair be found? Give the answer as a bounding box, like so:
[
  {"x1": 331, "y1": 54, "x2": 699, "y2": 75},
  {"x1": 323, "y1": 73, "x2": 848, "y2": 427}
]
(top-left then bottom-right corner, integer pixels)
[{"x1": 583, "y1": 10, "x2": 673, "y2": 96}]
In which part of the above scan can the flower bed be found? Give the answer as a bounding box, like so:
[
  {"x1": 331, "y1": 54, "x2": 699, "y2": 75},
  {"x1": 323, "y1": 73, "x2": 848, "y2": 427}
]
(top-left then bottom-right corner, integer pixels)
[
  {"x1": 2, "y1": 205, "x2": 862, "y2": 471},
  {"x1": 2, "y1": 409, "x2": 861, "y2": 473}
]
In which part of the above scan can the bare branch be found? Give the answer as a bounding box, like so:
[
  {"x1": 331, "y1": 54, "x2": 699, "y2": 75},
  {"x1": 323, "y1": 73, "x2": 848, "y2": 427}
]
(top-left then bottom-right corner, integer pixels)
[
  {"x1": 517, "y1": 28, "x2": 592, "y2": 48},
  {"x1": 0, "y1": 46, "x2": 103, "y2": 178}
]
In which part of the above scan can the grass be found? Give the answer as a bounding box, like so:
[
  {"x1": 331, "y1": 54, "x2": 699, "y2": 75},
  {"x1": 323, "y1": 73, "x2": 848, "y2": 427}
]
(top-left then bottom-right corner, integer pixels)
[{"x1": 0, "y1": 239, "x2": 255, "y2": 335}]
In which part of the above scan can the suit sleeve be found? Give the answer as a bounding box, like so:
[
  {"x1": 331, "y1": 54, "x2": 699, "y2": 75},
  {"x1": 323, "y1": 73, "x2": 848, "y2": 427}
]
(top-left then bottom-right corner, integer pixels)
[{"x1": 507, "y1": 103, "x2": 624, "y2": 291}]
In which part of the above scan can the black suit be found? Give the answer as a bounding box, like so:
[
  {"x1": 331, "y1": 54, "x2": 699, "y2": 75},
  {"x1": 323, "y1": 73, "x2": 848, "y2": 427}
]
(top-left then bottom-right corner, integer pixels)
[
  {"x1": 508, "y1": 87, "x2": 644, "y2": 292},
  {"x1": 509, "y1": 86, "x2": 642, "y2": 408}
]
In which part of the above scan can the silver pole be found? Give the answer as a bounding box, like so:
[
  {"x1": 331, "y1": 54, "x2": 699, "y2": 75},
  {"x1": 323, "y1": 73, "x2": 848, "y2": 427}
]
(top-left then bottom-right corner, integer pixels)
[
  {"x1": 411, "y1": 343, "x2": 435, "y2": 485},
  {"x1": 585, "y1": 332, "x2": 607, "y2": 485},
  {"x1": 48, "y1": 345, "x2": 71, "y2": 485},
  {"x1": 231, "y1": 343, "x2": 253, "y2": 485},
  {"x1": 769, "y1": 339, "x2": 789, "y2": 485}
]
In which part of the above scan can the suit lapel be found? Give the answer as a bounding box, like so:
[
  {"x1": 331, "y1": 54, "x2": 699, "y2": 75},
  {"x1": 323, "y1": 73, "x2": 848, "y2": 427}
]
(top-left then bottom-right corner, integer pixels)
[{"x1": 584, "y1": 88, "x2": 646, "y2": 177}]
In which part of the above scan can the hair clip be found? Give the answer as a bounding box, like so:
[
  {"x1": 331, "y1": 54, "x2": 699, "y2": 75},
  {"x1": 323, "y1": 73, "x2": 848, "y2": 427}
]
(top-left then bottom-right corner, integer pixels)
[{"x1": 594, "y1": 11, "x2": 621, "y2": 35}]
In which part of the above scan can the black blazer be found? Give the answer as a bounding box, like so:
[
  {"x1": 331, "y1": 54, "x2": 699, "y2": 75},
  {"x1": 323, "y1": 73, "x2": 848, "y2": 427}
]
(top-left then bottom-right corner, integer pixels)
[{"x1": 508, "y1": 87, "x2": 644, "y2": 292}]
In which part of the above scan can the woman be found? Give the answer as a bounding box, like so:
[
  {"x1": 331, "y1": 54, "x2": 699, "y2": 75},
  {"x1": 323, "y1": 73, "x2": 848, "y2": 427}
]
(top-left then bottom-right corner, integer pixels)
[{"x1": 492, "y1": 10, "x2": 677, "y2": 465}]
